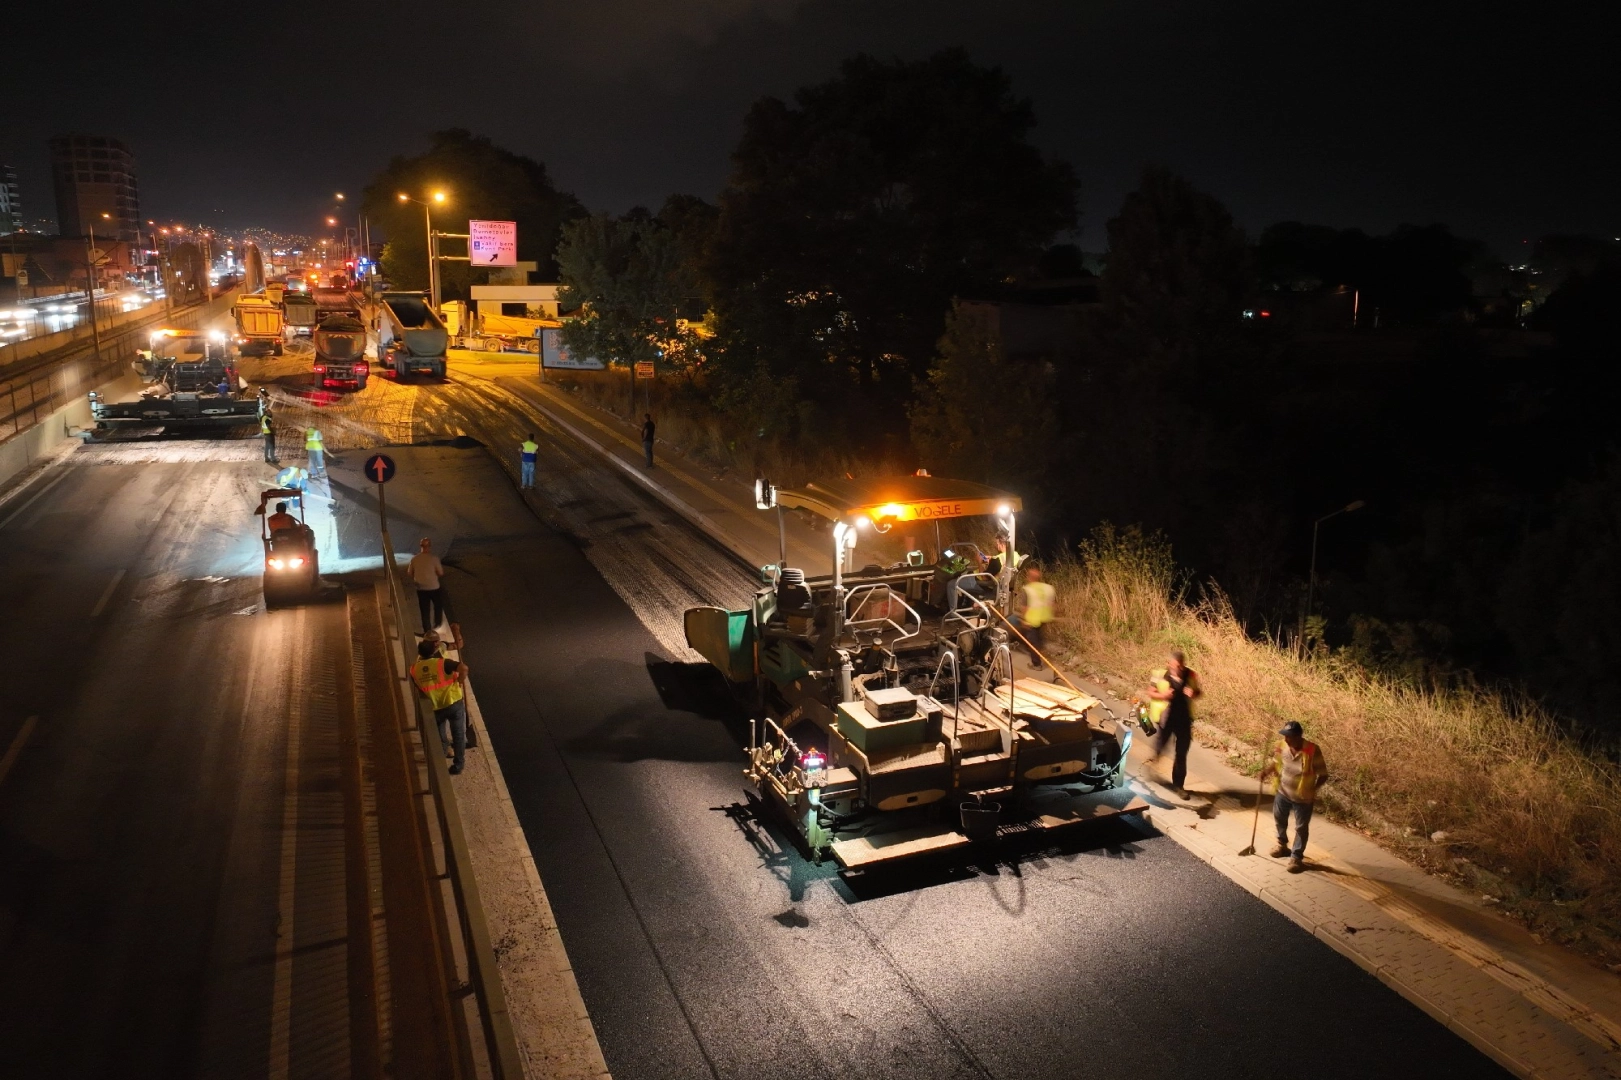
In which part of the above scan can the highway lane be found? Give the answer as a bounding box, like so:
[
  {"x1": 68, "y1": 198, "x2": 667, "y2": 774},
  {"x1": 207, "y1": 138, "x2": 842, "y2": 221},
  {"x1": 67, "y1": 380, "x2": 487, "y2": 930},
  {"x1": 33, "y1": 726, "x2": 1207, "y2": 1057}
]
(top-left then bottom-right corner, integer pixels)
[
  {"x1": 374, "y1": 433, "x2": 1511, "y2": 1080},
  {"x1": 0, "y1": 443, "x2": 455, "y2": 1079}
]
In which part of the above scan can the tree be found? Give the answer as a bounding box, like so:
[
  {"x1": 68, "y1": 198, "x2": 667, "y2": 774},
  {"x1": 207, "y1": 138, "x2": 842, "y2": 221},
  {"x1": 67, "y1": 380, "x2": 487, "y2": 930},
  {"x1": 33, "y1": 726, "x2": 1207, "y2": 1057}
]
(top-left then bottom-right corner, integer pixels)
[
  {"x1": 556, "y1": 197, "x2": 717, "y2": 382},
  {"x1": 910, "y1": 301, "x2": 1062, "y2": 496},
  {"x1": 361, "y1": 130, "x2": 582, "y2": 297},
  {"x1": 706, "y1": 50, "x2": 1077, "y2": 441}
]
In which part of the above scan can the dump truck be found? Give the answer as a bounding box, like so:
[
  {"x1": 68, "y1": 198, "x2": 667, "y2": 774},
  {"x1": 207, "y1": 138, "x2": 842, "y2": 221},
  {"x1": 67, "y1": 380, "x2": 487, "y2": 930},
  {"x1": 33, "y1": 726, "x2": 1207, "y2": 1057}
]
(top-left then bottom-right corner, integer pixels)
[
  {"x1": 232, "y1": 293, "x2": 285, "y2": 356},
  {"x1": 376, "y1": 291, "x2": 448, "y2": 379},
  {"x1": 684, "y1": 475, "x2": 1146, "y2": 871},
  {"x1": 312, "y1": 313, "x2": 369, "y2": 389},
  {"x1": 89, "y1": 328, "x2": 264, "y2": 434},
  {"x1": 283, "y1": 292, "x2": 319, "y2": 336}
]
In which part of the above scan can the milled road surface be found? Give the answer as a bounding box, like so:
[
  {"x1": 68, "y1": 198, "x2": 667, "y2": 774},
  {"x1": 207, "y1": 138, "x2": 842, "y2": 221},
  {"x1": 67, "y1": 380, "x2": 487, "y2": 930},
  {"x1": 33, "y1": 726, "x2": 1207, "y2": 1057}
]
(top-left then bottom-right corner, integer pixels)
[{"x1": 372, "y1": 432, "x2": 1511, "y2": 1080}]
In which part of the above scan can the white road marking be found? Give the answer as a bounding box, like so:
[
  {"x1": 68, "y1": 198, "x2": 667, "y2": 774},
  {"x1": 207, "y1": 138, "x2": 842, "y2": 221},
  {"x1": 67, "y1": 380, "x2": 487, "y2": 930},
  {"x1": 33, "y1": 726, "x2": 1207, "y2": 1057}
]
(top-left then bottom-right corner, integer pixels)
[
  {"x1": 268, "y1": 612, "x2": 304, "y2": 1080},
  {"x1": 0, "y1": 715, "x2": 39, "y2": 789},
  {"x1": 88, "y1": 568, "x2": 127, "y2": 618},
  {"x1": 0, "y1": 469, "x2": 73, "y2": 531}
]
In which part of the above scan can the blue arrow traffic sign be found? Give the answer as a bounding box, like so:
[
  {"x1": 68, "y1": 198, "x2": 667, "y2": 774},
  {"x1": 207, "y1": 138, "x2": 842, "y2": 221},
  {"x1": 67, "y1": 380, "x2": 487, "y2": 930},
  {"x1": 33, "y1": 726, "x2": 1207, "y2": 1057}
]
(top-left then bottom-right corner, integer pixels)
[{"x1": 364, "y1": 453, "x2": 397, "y2": 484}]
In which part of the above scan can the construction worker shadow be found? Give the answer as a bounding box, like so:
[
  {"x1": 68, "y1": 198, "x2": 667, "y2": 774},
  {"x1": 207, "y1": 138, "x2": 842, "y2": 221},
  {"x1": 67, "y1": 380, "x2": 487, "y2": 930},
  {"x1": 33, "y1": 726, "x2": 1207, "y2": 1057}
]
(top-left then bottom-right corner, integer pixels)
[
  {"x1": 559, "y1": 656, "x2": 744, "y2": 763},
  {"x1": 325, "y1": 476, "x2": 436, "y2": 561}
]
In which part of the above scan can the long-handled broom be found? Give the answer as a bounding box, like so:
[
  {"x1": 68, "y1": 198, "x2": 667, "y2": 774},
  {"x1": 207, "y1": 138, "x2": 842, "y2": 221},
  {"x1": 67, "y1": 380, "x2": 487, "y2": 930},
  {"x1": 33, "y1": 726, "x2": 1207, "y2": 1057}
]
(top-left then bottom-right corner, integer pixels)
[{"x1": 1238, "y1": 752, "x2": 1268, "y2": 856}]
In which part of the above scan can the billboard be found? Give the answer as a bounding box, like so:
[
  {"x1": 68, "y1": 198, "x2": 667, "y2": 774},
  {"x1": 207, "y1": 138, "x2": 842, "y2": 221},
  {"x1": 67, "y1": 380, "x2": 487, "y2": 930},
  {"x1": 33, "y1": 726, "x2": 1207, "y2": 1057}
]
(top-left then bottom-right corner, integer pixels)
[
  {"x1": 541, "y1": 328, "x2": 605, "y2": 370},
  {"x1": 468, "y1": 219, "x2": 517, "y2": 266}
]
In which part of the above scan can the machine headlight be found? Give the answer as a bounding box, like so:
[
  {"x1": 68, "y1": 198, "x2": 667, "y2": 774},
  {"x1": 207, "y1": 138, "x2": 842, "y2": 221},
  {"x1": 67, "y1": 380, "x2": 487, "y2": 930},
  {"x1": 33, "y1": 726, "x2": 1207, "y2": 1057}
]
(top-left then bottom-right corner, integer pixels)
[
  {"x1": 289, "y1": 557, "x2": 304, "y2": 568},
  {"x1": 268, "y1": 558, "x2": 285, "y2": 569}
]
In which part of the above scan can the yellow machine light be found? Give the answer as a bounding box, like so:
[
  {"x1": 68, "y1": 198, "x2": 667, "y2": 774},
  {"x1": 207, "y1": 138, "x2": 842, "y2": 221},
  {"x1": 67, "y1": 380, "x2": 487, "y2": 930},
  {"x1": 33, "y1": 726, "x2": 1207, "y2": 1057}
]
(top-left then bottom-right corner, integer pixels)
[
  {"x1": 268, "y1": 558, "x2": 285, "y2": 570},
  {"x1": 997, "y1": 503, "x2": 1010, "y2": 516},
  {"x1": 876, "y1": 502, "x2": 904, "y2": 519},
  {"x1": 289, "y1": 557, "x2": 305, "y2": 568}
]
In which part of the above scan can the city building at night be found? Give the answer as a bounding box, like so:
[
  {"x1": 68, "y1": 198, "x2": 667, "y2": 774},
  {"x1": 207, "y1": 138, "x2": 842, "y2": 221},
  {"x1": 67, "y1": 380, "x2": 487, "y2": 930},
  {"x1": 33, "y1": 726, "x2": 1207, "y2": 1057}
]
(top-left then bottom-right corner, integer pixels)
[
  {"x1": 49, "y1": 135, "x2": 141, "y2": 243},
  {"x1": 0, "y1": 165, "x2": 20, "y2": 233}
]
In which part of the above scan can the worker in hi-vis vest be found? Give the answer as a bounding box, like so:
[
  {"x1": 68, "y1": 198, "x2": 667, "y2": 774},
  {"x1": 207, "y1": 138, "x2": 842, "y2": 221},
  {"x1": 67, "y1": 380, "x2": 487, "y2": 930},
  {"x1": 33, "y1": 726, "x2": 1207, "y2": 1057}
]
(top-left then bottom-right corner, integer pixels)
[
  {"x1": 519, "y1": 433, "x2": 539, "y2": 490},
  {"x1": 260, "y1": 409, "x2": 276, "y2": 464},
  {"x1": 304, "y1": 427, "x2": 326, "y2": 478},
  {"x1": 412, "y1": 636, "x2": 469, "y2": 774},
  {"x1": 1014, "y1": 565, "x2": 1056, "y2": 669}
]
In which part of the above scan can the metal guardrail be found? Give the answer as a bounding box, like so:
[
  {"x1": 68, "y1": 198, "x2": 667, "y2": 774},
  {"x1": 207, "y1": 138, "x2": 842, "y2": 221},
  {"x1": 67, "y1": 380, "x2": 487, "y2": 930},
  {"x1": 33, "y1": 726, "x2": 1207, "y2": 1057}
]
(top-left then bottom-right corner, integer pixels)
[
  {"x1": 0, "y1": 292, "x2": 237, "y2": 444},
  {"x1": 378, "y1": 521, "x2": 527, "y2": 1080}
]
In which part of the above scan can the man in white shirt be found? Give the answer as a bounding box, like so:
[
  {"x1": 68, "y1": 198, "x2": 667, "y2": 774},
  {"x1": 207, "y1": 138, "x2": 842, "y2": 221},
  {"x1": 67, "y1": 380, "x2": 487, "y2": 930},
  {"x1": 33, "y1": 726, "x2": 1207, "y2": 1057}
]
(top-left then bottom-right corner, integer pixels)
[{"x1": 409, "y1": 537, "x2": 447, "y2": 633}]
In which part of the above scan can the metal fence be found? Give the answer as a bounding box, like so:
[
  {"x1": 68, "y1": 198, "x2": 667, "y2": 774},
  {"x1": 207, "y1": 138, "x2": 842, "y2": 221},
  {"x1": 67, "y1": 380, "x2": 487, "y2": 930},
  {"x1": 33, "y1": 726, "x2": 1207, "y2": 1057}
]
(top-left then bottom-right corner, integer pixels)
[
  {"x1": 0, "y1": 293, "x2": 233, "y2": 445},
  {"x1": 378, "y1": 519, "x2": 527, "y2": 1080}
]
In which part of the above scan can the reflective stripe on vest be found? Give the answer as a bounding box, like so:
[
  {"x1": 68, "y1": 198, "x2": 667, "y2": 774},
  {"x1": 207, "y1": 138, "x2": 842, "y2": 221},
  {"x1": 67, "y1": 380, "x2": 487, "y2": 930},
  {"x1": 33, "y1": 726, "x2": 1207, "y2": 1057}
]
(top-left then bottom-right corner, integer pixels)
[
  {"x1": 260, "y1": 415, "x2": 272, "y2": 434},
  {"x1": 1274, "y1": 740, "x2": 1321, "y2": 801},
  {"x1": 411, "y1": 657, "x2": 464, "y2": 710}
]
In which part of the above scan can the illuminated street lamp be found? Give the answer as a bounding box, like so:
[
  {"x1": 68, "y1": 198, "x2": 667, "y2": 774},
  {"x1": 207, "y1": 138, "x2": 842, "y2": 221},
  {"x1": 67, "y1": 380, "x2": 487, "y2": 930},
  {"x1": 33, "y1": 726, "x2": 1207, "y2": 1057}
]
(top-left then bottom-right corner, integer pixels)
[{"x1": 397, "y1": 190, "x2": 448, "y2": 309}]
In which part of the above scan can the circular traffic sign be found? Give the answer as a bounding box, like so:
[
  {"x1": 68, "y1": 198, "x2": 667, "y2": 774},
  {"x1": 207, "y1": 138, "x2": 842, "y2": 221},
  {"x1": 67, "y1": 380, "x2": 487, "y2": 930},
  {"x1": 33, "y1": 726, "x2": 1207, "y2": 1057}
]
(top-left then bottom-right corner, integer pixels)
[{"x1": 364, "y1": 453, "x2": 397, "y2": 484}]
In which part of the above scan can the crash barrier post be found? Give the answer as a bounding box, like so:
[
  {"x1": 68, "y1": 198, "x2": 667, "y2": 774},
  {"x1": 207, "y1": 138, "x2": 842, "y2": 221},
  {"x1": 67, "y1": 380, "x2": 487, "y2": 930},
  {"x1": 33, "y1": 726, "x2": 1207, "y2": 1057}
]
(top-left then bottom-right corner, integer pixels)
[{"x1": 378, "y1": 522, "x2": 527, "y2": 1080}]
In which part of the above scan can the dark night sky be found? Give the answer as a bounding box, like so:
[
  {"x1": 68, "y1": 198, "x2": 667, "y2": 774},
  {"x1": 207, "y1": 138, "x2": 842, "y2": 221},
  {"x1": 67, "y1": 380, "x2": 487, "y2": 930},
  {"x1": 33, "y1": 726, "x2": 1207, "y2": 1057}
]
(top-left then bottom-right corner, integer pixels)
[{"x1": 6, "y1": 0, "x2": 1615, "y2": 255}]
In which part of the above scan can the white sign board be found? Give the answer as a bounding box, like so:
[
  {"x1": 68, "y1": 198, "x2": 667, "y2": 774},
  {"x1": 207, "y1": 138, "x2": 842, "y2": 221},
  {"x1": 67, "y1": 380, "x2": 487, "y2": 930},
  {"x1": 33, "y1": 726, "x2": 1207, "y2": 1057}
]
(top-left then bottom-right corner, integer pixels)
[
  {"x1": 541, "y1": 328, "x2": 605, "y2": 370},
  {"x1": 468, "y1": 220, "x2": 517, "y2": 266}
]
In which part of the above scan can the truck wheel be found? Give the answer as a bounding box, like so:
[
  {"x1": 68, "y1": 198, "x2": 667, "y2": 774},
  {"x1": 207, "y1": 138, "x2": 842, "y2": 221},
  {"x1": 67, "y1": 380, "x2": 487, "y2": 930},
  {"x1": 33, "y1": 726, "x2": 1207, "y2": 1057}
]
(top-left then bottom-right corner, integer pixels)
[
  {"x1": 355, "y1": 376, "x2": 368, "y2": 391},
  {"x1": 435, "y1": 362, "x2": 447, "y2": 380},
  {"x1": 273, "y1": 342, "x2": 284, "y2": 356}
]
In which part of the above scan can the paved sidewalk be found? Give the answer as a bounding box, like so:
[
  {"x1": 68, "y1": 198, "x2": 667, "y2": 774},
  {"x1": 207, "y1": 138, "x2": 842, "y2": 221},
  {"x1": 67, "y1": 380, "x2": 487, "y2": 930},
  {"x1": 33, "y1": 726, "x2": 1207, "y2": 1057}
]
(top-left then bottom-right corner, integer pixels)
[{"x1": 470, "y1": 367, "x2": 1621, "y2": 1080}]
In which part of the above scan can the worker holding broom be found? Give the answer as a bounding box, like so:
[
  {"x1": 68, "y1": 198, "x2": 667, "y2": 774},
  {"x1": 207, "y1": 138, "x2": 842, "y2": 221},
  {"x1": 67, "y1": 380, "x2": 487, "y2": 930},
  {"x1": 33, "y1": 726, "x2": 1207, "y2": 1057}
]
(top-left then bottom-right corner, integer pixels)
[
  {"x1": 1146, "y1": 649, "x2": 1201, "y2": 799},
  {"x1": 1260, "y1": 721, "x2": 1330, "y2": 873}
]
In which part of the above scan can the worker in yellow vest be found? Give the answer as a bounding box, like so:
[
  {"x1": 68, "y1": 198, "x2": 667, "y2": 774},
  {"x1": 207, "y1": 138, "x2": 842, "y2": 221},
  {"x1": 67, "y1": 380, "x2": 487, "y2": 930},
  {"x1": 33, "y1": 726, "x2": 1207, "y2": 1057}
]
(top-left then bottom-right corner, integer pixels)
[
  {"x1": 1014, "y1": 565, "x2": 1056, "y2": 669},
  {"x1": 1260, "y1": 720, "x2": 1330, "y2": 872},
  {"x1": 304, "y1": 427, "x2": 326, "y2": 478},
  {"x1": 260, "y1": 409, "x2": 276, "y2": 464},
  {"x1": 412, "y1": 637, "x2": 469, "y2": 773},
  {"x1": 519, "y1": 433, "x2": 539, "y2": 490}
]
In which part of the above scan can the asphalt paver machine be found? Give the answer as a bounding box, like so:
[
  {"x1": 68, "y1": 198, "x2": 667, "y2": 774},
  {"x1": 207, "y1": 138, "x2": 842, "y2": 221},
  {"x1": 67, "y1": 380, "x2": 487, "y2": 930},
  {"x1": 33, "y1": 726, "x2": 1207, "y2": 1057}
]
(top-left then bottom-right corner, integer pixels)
[
  {"x1": 256, "y1": 487, "x2": 320, "y2": 607},
  {"x1": 685, "y1": 475, "x2": 1147, "y2": 870}
]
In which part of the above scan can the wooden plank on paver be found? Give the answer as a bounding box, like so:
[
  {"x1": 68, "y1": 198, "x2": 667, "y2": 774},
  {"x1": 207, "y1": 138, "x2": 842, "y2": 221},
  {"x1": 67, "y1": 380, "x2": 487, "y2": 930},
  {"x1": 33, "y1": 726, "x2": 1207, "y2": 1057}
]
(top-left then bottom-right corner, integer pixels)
[{"x1": 833, "y1": 826, "x2": 973, "y2": 868}]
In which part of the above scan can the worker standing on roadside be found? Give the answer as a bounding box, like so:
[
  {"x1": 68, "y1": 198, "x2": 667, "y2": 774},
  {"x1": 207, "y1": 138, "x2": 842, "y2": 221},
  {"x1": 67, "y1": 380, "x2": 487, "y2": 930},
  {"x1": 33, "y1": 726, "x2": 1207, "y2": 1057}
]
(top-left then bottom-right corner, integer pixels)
[
  {"x1": 260, "y1": 409, "x2": 276, "y2": 463},
  {"x1": 1146, "y1": 649, "x2": 1201, "y2": 799},
  {"x1": 1014, "y1": 565, "x2": 1056, "y2": 669},
  {"x1": 1261, "y1": 721, "x2": 1330, "y2": 872},
  {"x1": 519, "y1": 433, "x2": 539, "y2": 490},
  {"x1": 305, "y1": 426, "x2": 326, "y2": 478},
  {"x1": 641, "y1": 413, "x2": 656, "y2": 469},
  {"x1": 412, "y1": 636, "x2": 469, "y2": 774},
  {"x1": 410, "y1": 537, "x2": 447, "y2": 634}
]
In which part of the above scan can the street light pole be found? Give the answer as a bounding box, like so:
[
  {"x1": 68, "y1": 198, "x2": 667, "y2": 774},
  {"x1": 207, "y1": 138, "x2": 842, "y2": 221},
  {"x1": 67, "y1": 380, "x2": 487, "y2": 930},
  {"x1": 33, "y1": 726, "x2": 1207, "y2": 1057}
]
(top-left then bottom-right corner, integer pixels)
[
  {"x1": 1303, "y1": 499, "x2": 1366, "y2": 646},
  {"x1": 398, "y1": 191, "x2": 447, "y2": 310},
  {"x1": 85, "y1": 218, "x2": 104, "y2": 360}
]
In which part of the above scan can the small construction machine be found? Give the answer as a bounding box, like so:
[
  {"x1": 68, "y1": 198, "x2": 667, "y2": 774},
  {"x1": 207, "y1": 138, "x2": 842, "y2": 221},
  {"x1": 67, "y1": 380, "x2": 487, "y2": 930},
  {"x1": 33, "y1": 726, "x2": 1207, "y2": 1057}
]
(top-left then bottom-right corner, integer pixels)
[
  {"x1": 684, "y1": 475, "x2": 1146, "y2": 871},
  {"x1": 256, "y1": 487, "x2": 320, "y2": 607}
]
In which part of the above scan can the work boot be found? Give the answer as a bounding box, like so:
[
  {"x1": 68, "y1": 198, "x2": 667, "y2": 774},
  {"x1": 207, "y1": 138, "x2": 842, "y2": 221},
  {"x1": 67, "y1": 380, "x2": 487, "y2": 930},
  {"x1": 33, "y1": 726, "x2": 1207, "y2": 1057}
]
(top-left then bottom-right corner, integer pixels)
[
  {"x1": 1287, "y1": 857, "x2": 1305, "y2": 873},
  {"x1": 1271, "y1": 843, "x2": 1290, "y2": 858}
]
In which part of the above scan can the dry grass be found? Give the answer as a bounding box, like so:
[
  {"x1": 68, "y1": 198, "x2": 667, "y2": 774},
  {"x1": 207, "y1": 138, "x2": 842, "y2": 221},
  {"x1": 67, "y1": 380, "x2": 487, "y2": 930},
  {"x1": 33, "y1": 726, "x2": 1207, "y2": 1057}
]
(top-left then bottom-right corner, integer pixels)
[{"x1": 1044, "y1": 525, "x2": 1621, "y2": 958}]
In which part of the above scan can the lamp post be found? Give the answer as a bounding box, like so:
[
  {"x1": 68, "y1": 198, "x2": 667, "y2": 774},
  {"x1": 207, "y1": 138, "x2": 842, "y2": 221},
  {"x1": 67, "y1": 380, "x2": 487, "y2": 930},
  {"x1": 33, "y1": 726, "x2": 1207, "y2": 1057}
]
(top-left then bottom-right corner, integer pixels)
[
  {"x1": 1304, "y1": 499, "x2": 1366, "y2": 644},
  {"x1": 84, "y1": 212, "x2": 112, "y2": 359},
  {"x1": 397, "y1": 190, "x2": 447, "y2": 309}
]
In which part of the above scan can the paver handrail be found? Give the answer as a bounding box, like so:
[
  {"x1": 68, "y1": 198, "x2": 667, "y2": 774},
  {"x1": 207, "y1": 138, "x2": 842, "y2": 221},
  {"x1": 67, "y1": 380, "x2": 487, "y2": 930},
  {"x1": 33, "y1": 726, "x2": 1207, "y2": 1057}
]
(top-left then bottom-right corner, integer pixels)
[{"x1": 379, "y1": 522, "x2": 527, "y2": 1080}]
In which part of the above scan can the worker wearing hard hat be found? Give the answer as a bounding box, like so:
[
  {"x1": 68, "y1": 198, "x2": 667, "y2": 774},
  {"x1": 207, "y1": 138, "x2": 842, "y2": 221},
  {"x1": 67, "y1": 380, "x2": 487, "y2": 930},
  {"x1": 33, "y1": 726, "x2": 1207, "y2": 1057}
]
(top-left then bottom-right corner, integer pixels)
[
  {"x1": 412, "y1": 633, "x2": 469, "y2": 774},
  {"x1": 305, "y1": 427, "x2": 326, "y2": 478}
]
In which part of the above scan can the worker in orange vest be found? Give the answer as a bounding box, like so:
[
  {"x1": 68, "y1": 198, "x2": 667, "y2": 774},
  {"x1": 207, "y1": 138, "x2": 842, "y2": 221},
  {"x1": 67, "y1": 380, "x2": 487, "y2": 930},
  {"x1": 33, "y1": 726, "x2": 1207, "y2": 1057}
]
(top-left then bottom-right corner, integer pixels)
[{"x1": 412, "y1": 634, "x2": 469, "y2": 774}]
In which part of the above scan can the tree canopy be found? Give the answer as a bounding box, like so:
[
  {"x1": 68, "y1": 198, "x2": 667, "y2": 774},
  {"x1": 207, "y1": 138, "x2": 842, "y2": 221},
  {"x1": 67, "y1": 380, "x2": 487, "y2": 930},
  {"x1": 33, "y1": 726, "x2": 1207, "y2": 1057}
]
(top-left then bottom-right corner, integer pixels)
[
  {"x1": 362, "y1": 129, "x2": 582, "y2": 297},
  {"x1": 705, "y1": 49, "x2": 1077, "y2": 438}
]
